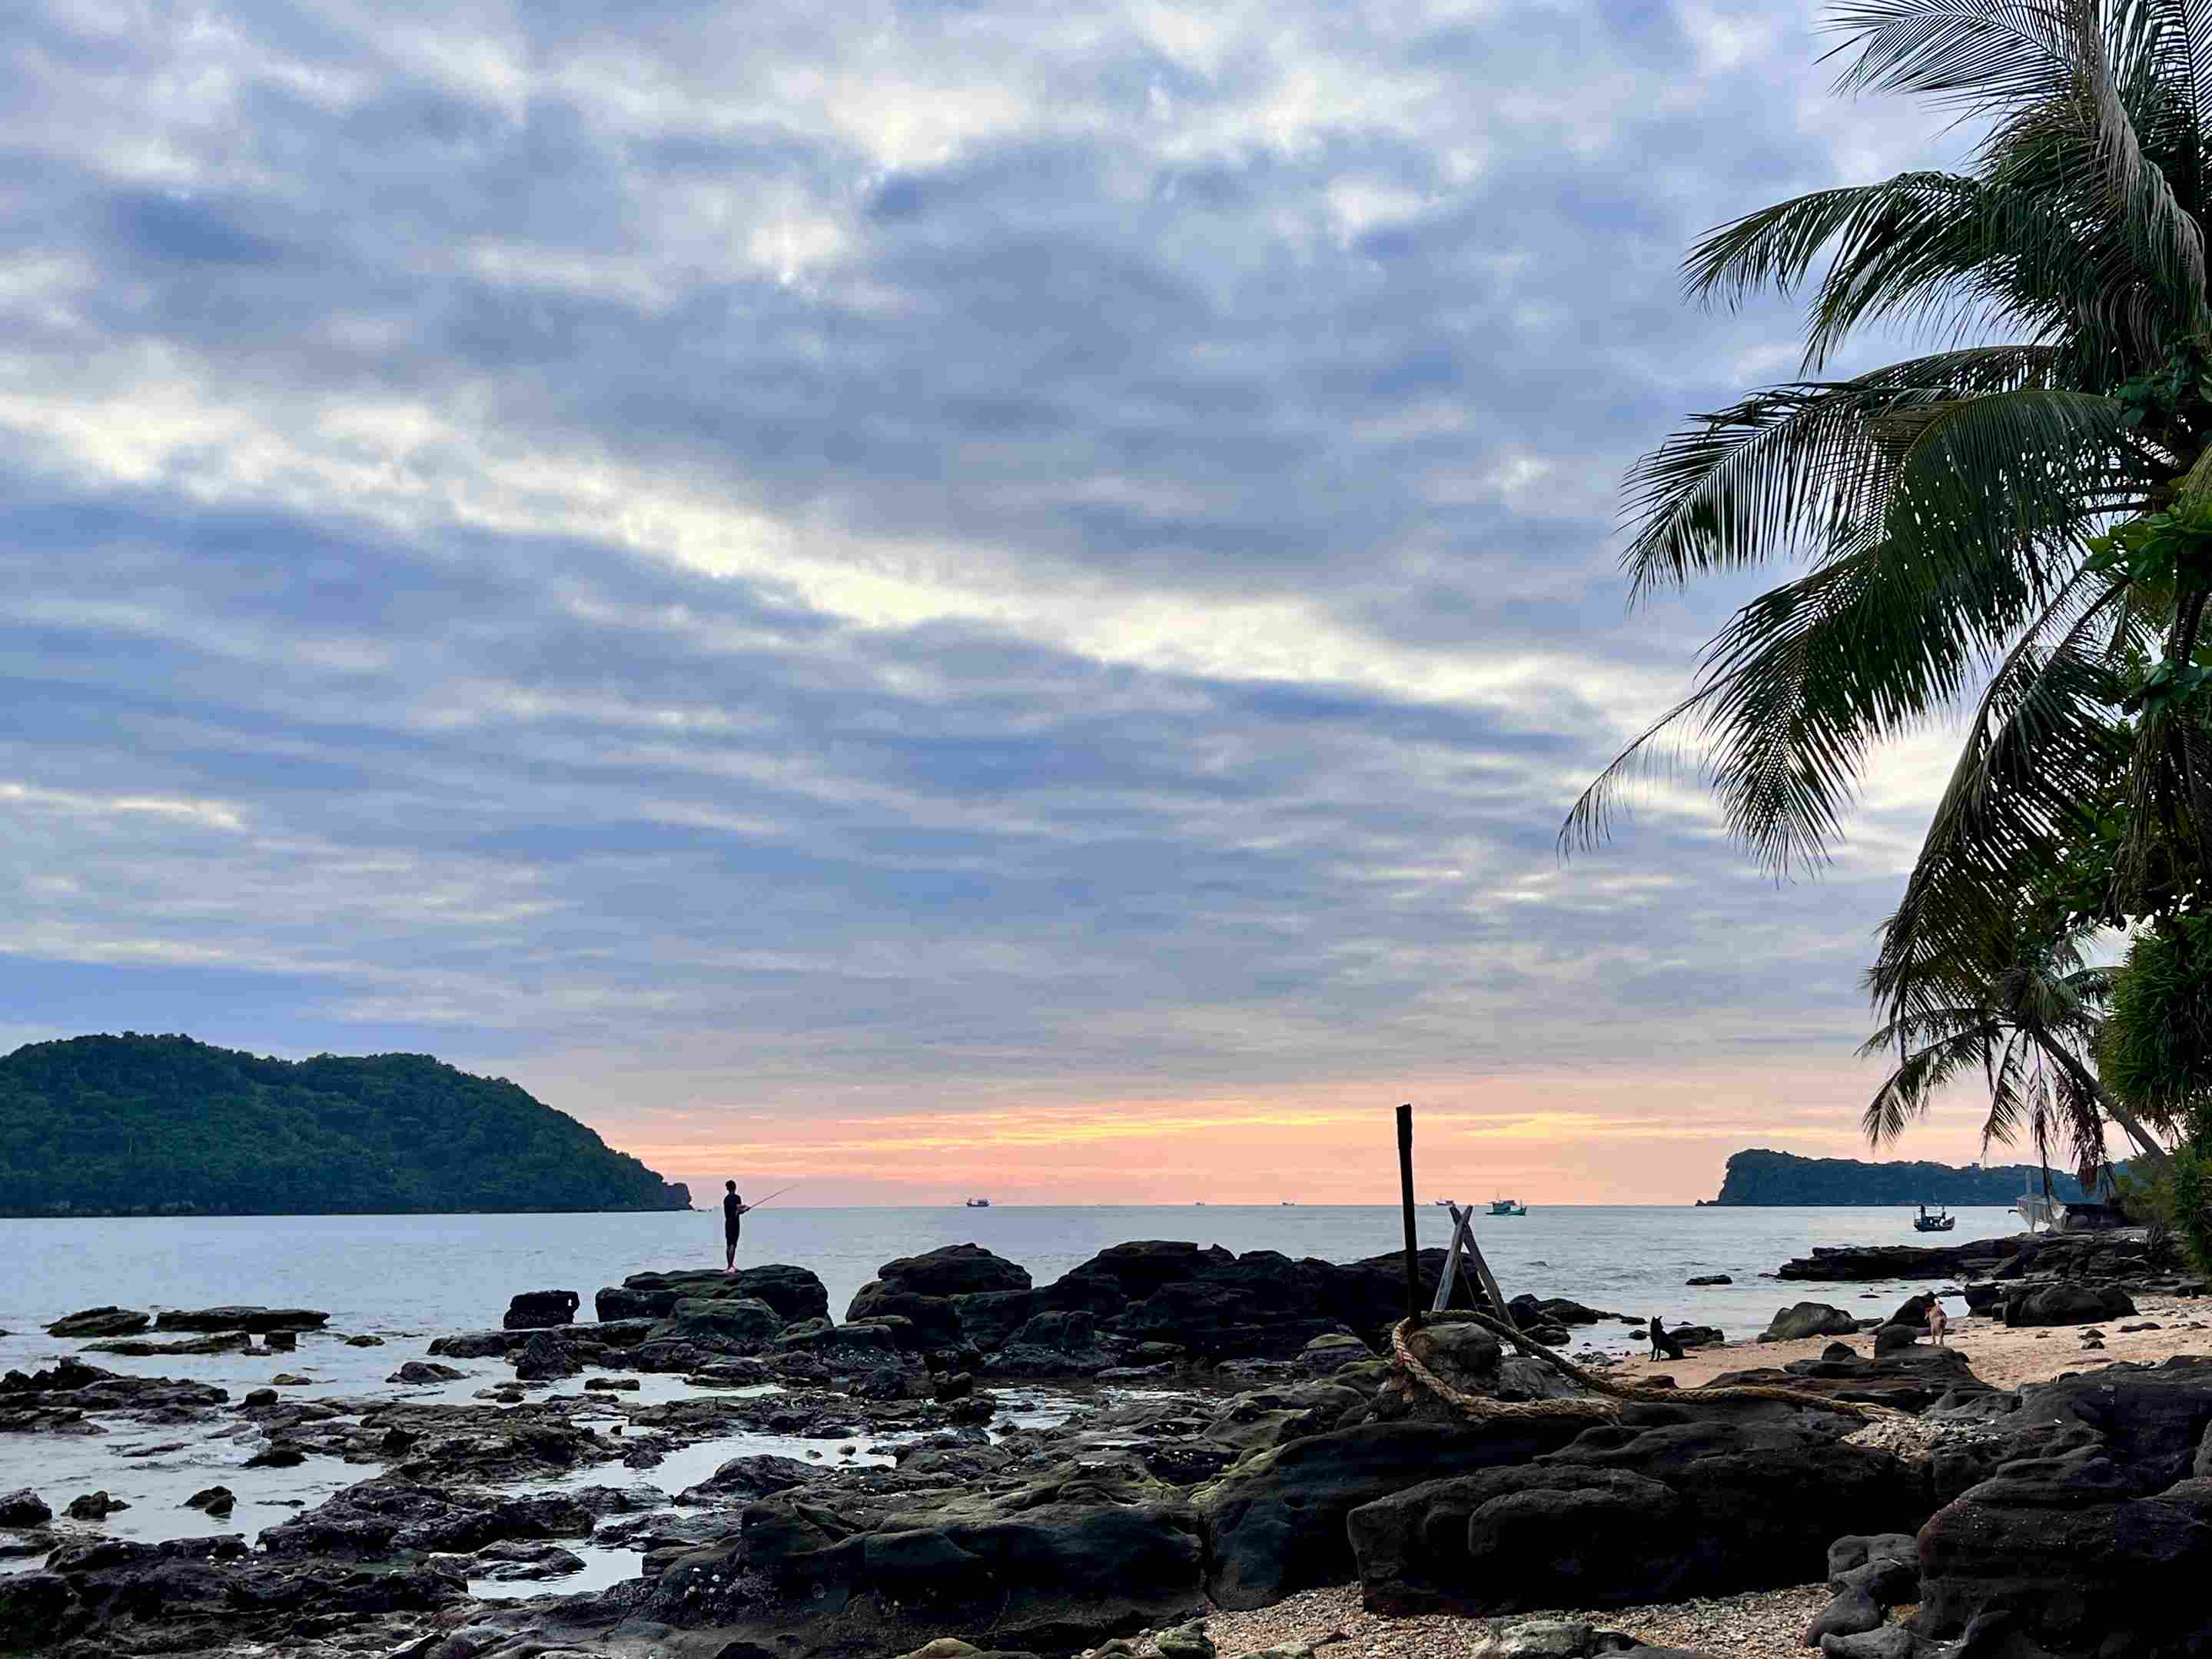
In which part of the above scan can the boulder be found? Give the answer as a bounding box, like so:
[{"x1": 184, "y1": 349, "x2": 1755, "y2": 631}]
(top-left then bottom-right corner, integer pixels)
[
  {"x1": 152, "y1": 1306, "x2": 328, "y2": 1333},
  {"x1": 1686, "y1": 1275, "x2": 1733, "y2": 1287},
  {"x1": 184, "y1": 1485, "x2": 235, "y2": 1517},
  {"x1": 2003, "y1": 1283, "x2": 2137, "y2": 1328},
  {"x1": 673, "y1": 1454, "x2": 814, "y2": 1507},
  {"x1": 1759, "y1": 1302, "x2": 1861, "y2": 1342},
  {"x1": 65, "y1": 1491, "x2": 128, "y2": 1520},
  {"x1": 657, "y1": 1295, "x2": 783, "y2": 1350},
  {"x1": 502, "y1": 1290, "x2": 580, "y2": 1330},
  {"x1": 948, "y1": 1288, "x2": 1042, "y2": 1349},
  {"x1": 646, "y1": 1492, "x2": 1204, "y2": 1655},
  {"x1": 258, "y1": 1476, "x2": 594, "y2": 1561},
  {"x1": 389, "y1": 1361, "x2": 468, "y2": 1385},
  {"x1": 846, "y1": 1283, "x2": 965, "y2": 1348},
  {"x1": 44, "y1": 1306, "x2": 151, "y2": 1338},
  {"x1": 595, "y1": 1264, "x2": 829, "y2": 1324},
  {"x1": 511, "y1": 1332, "x2": 582, "y2": 1381},
  {"x1": 0, "y1": 1488, "x2": 52, "y2": 1527},
  {"x1": 1776, "y1": 1240, "x2": 2029, "y2": 1282},
  {"x1": 1197, "y1": 1418, "x2": 1590, "y2": 1608},
  {"x1": 875, "y1": 1243, "x2": 1033, "y2": 1298}
]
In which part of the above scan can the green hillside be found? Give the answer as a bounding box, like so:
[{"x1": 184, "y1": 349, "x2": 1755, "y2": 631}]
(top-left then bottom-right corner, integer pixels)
[
  {"x1": 1712, "y1": 1148, "x2": 2110, "y2": 1207},
  {"x1": 0, "y1": 1033, "x2": 692, "y2": 1216}
]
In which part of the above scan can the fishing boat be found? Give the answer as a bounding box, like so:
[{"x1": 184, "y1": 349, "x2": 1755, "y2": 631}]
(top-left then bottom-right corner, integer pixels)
[
  {"x1": 1489, "y1": 1197, "x2": 1528, "y2": 1216},
  {"x1": 1431, "y1": 1197, "x2": 1453, "y2": 1207},
  {"x1": 964, "y1": 1197, "x2": 990, "y2": 1209},
  {"x1": 1913, "y1": 1204, "x2": 1955, "y2": 1233}
]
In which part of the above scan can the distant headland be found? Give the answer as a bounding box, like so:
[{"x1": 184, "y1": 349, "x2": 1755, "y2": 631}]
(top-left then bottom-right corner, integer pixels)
[
  {"x1": 0, "y1": 1032, "x2": 692, "y2": 1218},
  {"x1": 1705, "y1": 1147, "x2": 2111, "y2": 1208}
]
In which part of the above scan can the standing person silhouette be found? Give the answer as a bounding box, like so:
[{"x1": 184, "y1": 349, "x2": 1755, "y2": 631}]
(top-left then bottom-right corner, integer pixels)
[{"x1": 722, "y1": 1181, "x2": 751, "y2": 1272}]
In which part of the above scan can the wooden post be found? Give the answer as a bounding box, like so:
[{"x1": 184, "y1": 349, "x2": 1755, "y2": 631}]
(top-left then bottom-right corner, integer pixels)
[
  {"x1": 1396, "y1": 1103, "x2": 1420, "y2": 1325},
  {"x1": 1433, "y1": 1203, "x2": 1474, "y2": 1312}
]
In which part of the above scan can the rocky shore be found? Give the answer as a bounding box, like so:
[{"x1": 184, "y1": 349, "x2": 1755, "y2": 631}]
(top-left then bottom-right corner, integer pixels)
[{"x1": 3, "y1": 1234, "x2": 2210, "y2": 1659}]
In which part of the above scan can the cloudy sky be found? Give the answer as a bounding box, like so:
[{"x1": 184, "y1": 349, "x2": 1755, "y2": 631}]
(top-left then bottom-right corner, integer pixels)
[{"x1": 2, "y1": 0, "x2": 2009, "y2": 1203}]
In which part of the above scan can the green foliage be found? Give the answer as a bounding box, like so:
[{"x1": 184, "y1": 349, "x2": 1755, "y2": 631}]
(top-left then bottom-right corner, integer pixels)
[
  {"x1": 2102, "y1": 913, "x2": 2212, "y2": 1122},
  {"x1": 0, "y1": 1033, "x2": 692, "y2": 1217},
  {"x1": 1713, "y1": 1148, "x2": 2111, "y2": 1206},
  {"x1": 2168, "y1": 1139, "x2": 2212, "y2": 1280}
]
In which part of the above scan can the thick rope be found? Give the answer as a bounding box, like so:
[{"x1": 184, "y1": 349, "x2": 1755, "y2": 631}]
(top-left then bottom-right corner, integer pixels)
[{"x1": 1390, "y1": 1309, "x2": 1909, "y2": 1424}]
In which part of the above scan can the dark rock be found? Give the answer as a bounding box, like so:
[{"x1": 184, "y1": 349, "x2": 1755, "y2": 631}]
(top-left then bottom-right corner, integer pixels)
[
  {"x1": 845, "y1": 1284, "x2": 965, "y2": 1348},
  {"x1": 184, "y1": 1484, "x2": 236, "y2": 1516},
  {"x1": 264, "y1": 1328, "x2": 297, "y2": 1351},
  {"x1": 44, "y1": 1306, "x2": 150, "y2": 1338},
  {"x1": 511, "y1": 1331, "x2": 582, "y2": 1381},
  {"x1": 596, "y1": 1264, "x2": 829, "y2": 1324},
  {"x1": 345, "y1": 1334, "x2": 385, "y2": 1346},
  {"x1": 1197, "y1": 1418, "x2": 1590, "y2": 1608},
  {"x1": 1872, "y1": 1325, "x2": 1921, "y2": 1357},
  {"x1": 153, "y1": 1305, "x2": 328, "y2": 1333},
  {"x1": 584, "y1": 1375, "x2": 639, "y2": 1391},
  {"x1": 389, "y1": 1361, "x2": 468, "y2": 1385},
  {"x1": 875, "y1": 1242, "x2": 1033, "y2": 1297},
  {"x1": 0, "y1": 1488, "x2": 52, "y2": 1526},
  {"x1": 1348, "y1": 1401, "x2": 1925, "y2": 1615},
  {"x1": 242, "y1": 1388, "x2": 278, "y2": 1408},
  {"x1": 0, "y1": 1574, "x2": 74, "y2": 1645},
  {"x1": 2003, "y1": 1284, "x2": 2137, "y2": 1328},
  {"x1": 1686, "y1": 1275, "x2": 1733, "y2": 1286},
  {"x1": 1777, "y1": 1239, "x2": 2031, "y2": 1282},
  {"x1": 82, "y1": 1330, "x2": 254, "y2": 1357},
  {"x1": 1759, "y1": 1302, "x2": 1861, "y2": 1341},
  {"x1": 646, "y1": 1491, "x2": 1204, "y2": 1655},
  {"x1": 674, "y1": 1454, "x2": 815, "y2": 1507},
  {"x1": 654, "y1": 1295, "x2": 782, "y2": 1351},
  {"x1": 1350, "y1": 1464, "x2": 1691, "y2": 1613},
  {"x1": 65, "y1": 1490, "x2": 128, "y2": 1519},
  {"x1": 245, "y1": 1443, "x2": 307, "y2": 1468},
  {"x1": 437, "y1": 1538, "x2": 587, "y2": 1580},
  {"x1": 259, "y1": 1476, "x2": 594, "y2": 1561},
  {"x1": 502, "y1": 1289, "x2": 580, "y2": 1329},
  {"x1": 949, "y1": 1288, "x2": 1043, "y2": 1348}
]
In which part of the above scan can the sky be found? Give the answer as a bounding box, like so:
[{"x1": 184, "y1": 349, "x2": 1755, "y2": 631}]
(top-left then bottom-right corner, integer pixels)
[{"x1": 2, "y1": 0, "x2": 2021, "y2": 1205}]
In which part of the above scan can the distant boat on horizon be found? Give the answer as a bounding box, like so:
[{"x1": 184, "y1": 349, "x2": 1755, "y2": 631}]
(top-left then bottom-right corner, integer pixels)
[
  {"x1": 1489, "y1": 1197, "x2": 1528, "y2": 1216},
  {"x1": 964, "y1": 1197, "x2": 991, "y2": 1209}
]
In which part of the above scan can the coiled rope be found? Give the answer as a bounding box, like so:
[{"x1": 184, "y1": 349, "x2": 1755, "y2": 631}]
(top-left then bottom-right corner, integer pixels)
[{"x1": 1389, "y1": 1308, "x2": 1908, "y2": 1423}]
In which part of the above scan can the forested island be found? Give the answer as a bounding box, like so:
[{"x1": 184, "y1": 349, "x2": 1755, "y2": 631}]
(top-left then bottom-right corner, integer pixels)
[
  {"x1": 0, "y1": 1033, "x2": 692, "y2": 1216},
  {"x1": 1709, "y1": 1148, "x2": 2107, "y2": 1207}
]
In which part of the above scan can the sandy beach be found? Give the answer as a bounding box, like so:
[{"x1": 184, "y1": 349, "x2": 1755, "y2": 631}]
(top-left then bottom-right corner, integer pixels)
[{"x1": 1603, "y1": 1290, "x2": 2212, "y2": 1391}]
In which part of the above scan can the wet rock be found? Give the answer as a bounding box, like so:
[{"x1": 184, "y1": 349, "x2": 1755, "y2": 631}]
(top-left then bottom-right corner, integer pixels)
[
  {"x1": 154, "y1": 1305, "x2": 329, "y2": 1333},
  {"x1": 245, "y1": 1442, "x2": 307, "y2": 1468},
  {"x1": 0, "y1": 1572, "x2": 74, "y2": 1645},
  {"x1": 65, "y1": 1490, "x2": 128, "y2": 1519},
  {"x1": 431, "y1": 1538, "x2": 586, "y2": 1580},
  {"x1": 243, "y1": 1387, "x2": 278, "y2": 1407},
  {"x1": 510, "y1": 1330, "x2": 582, "y2": 1381},
  {"x1": 594, "y1": 1263, "x2": 829, "y2": 1324},
  {"x1": 390, "y1": 1361, "x2": 469, "y2": 1385},
  {"x1": 1686, "y1": 1274, "x2": 1733, "y2": 1286},
  {"x1": 184, "y1": 1484, "x2": 236, "y2": 1517},
  {"x1": 81, "y1": 1330, "x2": 253, "y2": 1357},
  {"x1": 674, "y1": 1452, "x2": 815, "y2": 1505},
  {"x1": 503, "y1": 1288, "x2": 580, "y2": 1329},
  {"x1": 1759, "y1": 1302, "x2": 1861, "y2": 1341},
  {"x1": 345, "y1": 1333, "x2": 386, "y2": 1346},
  {"x1": 584, "y1": 1375, "x2": 639, "y2": 1391},
  {"x1": 264, "y1": 1328, "x2": 297, "y2": 1351},
  {"x1": 259, "y1": 1475, "x2": 594, "y2": 1561},
  {"x1": 269, "y1": 1372, "x2": 313, "y2": 1385},
  {"x1": 654, "y1": 1295, "x2": 783, "y2": 1351},
  {"x1": 1872, "y1": 1325, "x2": 1921, "y2": 1357},
  {"x1": 428, "y1": 1318, "x2": 653, "y2": 1359},
  {"x1": 0, "y1": 1487, "x2": 52, "y2": 1526},
  {"x1": 848, "y1": 1284, "x2": 967, "y2": 1346},
  {"x1": 0, "y1": 1527, "x2": 57, "y2": 1560},
  {"x1": 44, "y1": 1306, "x2": 150, "y2": 1338}
]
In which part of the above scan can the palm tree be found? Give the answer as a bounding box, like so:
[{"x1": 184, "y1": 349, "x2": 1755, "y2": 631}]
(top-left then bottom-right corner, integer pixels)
[
  {"x1": 1566, "y1": 1, "x2": 2212, "y2": 1142},
  {"x1": 1859, "y1": 910, "x2": 2171, "y2": 1170}
]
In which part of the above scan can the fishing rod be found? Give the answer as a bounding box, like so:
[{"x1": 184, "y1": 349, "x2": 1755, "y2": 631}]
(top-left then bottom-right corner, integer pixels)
[{"x1": 744, "y1": 1183, "x2": 799, "y2": 1212}]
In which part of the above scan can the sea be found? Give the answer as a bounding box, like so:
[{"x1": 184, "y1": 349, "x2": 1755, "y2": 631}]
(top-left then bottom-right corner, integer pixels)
[{"x1": 0, "y1": 1203, "x2": 2015, "y2": 1592}]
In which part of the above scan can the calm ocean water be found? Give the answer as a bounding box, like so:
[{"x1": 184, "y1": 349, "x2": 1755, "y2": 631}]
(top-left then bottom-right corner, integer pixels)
[
  {"x1": 0, "y1": 1203, "x2": 2013, "y2": 1575},
  {"x1": 2, "y1": 1202, "x2": 2014, "y2": 1371}
]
